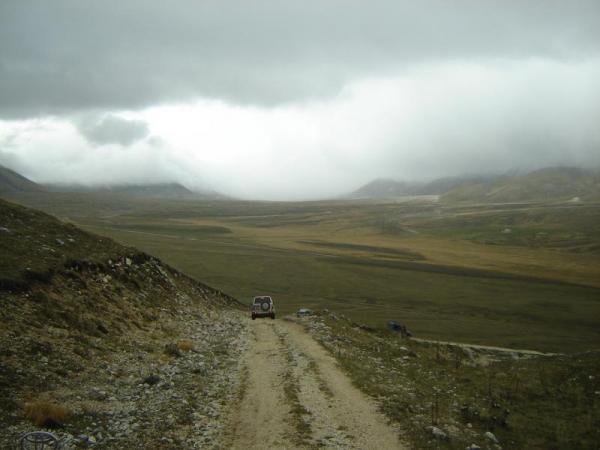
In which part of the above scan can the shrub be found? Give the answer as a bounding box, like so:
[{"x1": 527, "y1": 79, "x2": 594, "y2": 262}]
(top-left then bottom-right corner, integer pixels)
[
  {"x1": 30, "y1": 291, "x2": 49, "y2": 303},
  {"x1": 177, "y1": 340, "x2": 194, "y2": 352},
  {"x1": 164, "y1": 343, "x2": 182, "y2": 357},
  {"x1": 24, "y1": 401, "x2": 71, "y2": 427}
]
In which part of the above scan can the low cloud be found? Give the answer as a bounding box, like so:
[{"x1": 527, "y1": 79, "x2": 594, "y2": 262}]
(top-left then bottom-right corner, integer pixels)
[
  {"x1": 1, "y1": 58, "x2": 599, "y2": 200},
  {"x1": 76, "y1": 114, "x2": 150, "y2": 147},
  {"x1": 0, "y1": 119, "x2": 194, "y2": 187}
]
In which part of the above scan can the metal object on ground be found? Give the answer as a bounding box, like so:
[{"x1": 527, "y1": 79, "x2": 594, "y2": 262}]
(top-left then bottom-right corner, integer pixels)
[
  {"x1": 296, "y1": 308, "x2": 313, "y2": 317},
  {"x1": 387, "y1": 320, "x2": 412, "y2": 337},
  {"x1": 18, "y1": 431, "x2": 60, "y2": 449}
]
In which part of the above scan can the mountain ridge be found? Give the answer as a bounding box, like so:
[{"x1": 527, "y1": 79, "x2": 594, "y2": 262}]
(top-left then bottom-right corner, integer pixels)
[
  {"x1": 0, "y1": 166, "x2": 44, "y2": 193},
  {"x1": 0, "y1": 165, "x2": 228, "y2": 200},
  {"x1": 350, "y1": 166, "x2": 600, "y2": 202},
  {"x1": 44, "y1": 181, "x2": 227, "y2": 199}
]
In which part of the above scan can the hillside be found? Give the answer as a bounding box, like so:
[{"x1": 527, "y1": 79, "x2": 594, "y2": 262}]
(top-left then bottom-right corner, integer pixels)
[
  {"x1": 350, "y1": 178, "x2": 418, "y2": 198},
  {"x1": 350, "y1": 175, "x2": 501, "y2": 199},
  {"x1": 442, "y1": 167, "x2": 600, "y2": 203},
  {"x1": 0, "y1": 198, "x2": 245, "y2": 448},
  {"x1": 0, "y1": 165, "x2": 228, "y2": 201},
  {"x1": 352, "y1": 167, "x2": 600, "y2": 202},
  {"x1": 45, "y1": 182, "x2": 228, "y2": 200},
  {"x1": 94, "y1": 182, "x2": 197, "y2": 198},
  {"x1": 0, "y1": 165, "x2": 43, "y2": 193},
  {"x1": 295, "y1": 311, "x2": 600, "y2": 449}
]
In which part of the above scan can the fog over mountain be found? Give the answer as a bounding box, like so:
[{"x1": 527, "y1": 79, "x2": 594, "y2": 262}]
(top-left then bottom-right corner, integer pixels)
[{"x1": 1, "y1": 1, "x2": 599, "y2": 200}]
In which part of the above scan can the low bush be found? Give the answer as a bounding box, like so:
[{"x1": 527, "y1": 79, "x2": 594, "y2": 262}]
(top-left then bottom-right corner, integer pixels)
[
  {"x1": 23, "y1": 401, "x2": 71, "y2": 427},
  {"x1": 177, "y1": 340, "x2": 194, "y2": 352}
]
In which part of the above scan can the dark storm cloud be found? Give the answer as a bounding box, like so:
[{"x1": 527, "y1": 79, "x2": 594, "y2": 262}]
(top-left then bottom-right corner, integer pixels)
[
  {"x1": 1, "y1": 0, "x2": 599, "y2": 118},
  {"x1": 76, "y1": 114, "x2": 150, "y2": 146}
]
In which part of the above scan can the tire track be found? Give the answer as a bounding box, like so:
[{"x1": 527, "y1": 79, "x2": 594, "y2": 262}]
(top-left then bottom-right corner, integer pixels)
[{"x1": 225, "y1": 320, "x2": 405, "y2": 449}]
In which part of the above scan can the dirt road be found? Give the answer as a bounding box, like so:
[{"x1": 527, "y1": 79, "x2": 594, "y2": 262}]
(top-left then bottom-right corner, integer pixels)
[{"x1": 225, "y1": 319, "x2": 404, "y2": 449}]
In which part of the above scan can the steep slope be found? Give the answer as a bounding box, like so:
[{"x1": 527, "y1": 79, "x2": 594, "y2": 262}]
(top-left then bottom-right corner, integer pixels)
[
  {"x1": 0, "y1": 165, "x2": 43, "y2": 193},
  {"x1": 0, "y1": 198, "x2": 246, "y2": 448}
]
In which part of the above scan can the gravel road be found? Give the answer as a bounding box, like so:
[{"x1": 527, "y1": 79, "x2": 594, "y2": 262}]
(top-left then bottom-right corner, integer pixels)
[{"x1": 224, "y1": 319, "x2": 404, "y2": 449}]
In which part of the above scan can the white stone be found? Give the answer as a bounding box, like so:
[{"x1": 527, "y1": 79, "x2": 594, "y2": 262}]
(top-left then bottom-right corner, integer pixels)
[
  {"x1": 430, "y1": 426, "x2": 448, "y2": 440},
  {"x1": 484, "y1": 431, "x2": 499, "y2": 444}
]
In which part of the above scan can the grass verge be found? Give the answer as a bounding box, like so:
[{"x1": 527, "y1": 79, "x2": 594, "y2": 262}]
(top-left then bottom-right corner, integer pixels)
[{"x1": 299, "y1": 312, "x2": 600, "y2": 449}]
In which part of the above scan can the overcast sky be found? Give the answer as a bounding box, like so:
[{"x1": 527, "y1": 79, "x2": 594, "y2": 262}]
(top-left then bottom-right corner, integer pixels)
[{"x1": 1, "y1": 1, "x2": 599, "y2": 199}]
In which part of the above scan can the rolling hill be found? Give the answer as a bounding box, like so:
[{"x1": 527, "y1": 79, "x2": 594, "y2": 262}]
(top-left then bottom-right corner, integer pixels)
[
  {"x1": 350, "y1": 178, "x2": 418, "y2": 198},
  {"x1": 0, "y1": 166, "x2": 44, "y2": 193},
  {"x1": 45, "y1": 182, "x2": 212, "y2": 199},
  {"x1": 442, "y1": 167, "x2": 600, "y2": 202},
  {"x1": 0, "y1": 165, "x2": 228, "y2": 200},
  {"x1": 352, "y1": 167, "x2": 600, "y2": 202},
  {"x1": 349, "y1": 174, "x2": 503, "y2": 199}
]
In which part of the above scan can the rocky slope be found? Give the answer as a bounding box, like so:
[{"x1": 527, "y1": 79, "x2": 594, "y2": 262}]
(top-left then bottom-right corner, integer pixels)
[{"x1": 0, "y1": 198, "x2": 247, "y2": 449}]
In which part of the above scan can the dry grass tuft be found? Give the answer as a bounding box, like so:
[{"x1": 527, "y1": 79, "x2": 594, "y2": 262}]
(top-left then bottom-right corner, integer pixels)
[
  {"x1": 24, "y1": 401, "x2": 71, "y2": 426},
  {"x1": 177, "y1": 339, "x2": 194, "y2": 352}
]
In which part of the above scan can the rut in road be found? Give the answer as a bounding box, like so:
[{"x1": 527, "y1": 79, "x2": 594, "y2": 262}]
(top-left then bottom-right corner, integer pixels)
[{"x1": 225, "y1": 319, "x2": 404, "y2": 449}]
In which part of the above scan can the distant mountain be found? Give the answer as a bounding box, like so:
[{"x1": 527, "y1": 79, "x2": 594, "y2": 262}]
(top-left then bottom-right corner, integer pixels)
[
  {"x1": 350, "y1": 178, "x2": 418, "y2": 198},
  {"x1": 110, "y1": 183, "x2": 229, "y2": 200},
  {"x1": 351, "y1": 167, "x2": 600, "y2": 202},
  {"x1": 109, "y1": 183, "x2": 195, "y2": 197},
  {"x1": 0, "y1": 165, "x2": 228, "y2": 200},
  {"x1": 50, "y1": 182, "x2": 198, "y2": 199},
  {"x1": 350, "y1": 175, "x2": 499, "y2": 199},
  {"x1": 442, "y1": 167, "x2": 600, "y2": 202},
  {"x1": 46, "y1": 182, "x2": 228, "y2": 200},
  {"x1": 417, "y1": 175, "x2": 505, "y2": 196},
  {"x1": 0, "y1": 166, "x2": 44, "y2": 193}
]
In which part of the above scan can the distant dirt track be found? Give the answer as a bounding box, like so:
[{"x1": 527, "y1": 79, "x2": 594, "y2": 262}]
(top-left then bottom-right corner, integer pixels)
[{"x1": 224, "y1": 320, "x2": 404, "y2": 449}]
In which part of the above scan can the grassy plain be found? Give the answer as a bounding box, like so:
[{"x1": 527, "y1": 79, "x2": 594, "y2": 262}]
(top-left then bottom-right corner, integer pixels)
[{"x1": 6, "y1": 192, "x2": 600, "y2": 352}]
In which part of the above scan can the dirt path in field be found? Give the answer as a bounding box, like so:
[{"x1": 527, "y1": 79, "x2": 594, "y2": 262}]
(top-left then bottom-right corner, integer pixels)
[
  {"x1": 225, "y1": 319, "x2": 404, "y2": 449},
  {"x1": 411, "y1": 337, "x2": 558, "y2": 356}
]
